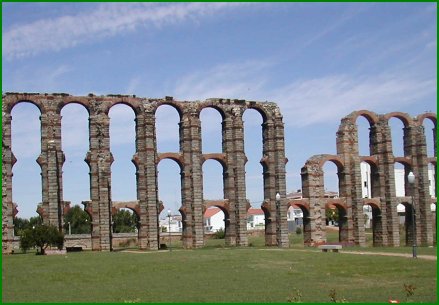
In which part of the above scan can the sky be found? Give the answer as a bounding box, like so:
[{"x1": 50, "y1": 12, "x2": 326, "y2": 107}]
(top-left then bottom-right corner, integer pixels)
[{"x1": 2, "y1": 2, "x2": 437, "y2": 220}]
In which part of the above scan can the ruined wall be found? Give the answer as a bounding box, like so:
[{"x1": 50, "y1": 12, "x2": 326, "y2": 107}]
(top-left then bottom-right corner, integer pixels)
[
  {"x1": 297, "y1": 110, "x2": 437, "y2": 247},
  {"x1": 2, "y1": 93, "x2": 289, "y2": 253}
]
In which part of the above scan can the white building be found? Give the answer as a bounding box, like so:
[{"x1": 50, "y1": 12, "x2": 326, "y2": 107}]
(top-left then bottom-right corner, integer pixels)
[
  {"x1": 361, "y1": 163, "x2": 436, "y2": 227},
  {"x1": 247, "y1": 208, "x2": 265, "y2": 230},
  {"x1": 203, "y1": 207, "x2": 225, "y2": 232},
  {"x1": 159, "y1": 214, "x2": 182, "y2": 233},
  {"x1": 361, "y1": 163, "x2": 436, "y2": 199}
]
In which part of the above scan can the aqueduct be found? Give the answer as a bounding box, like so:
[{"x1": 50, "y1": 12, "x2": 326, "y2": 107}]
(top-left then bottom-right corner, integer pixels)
[
  {"x1": 2, "y1": 93, "x2": 288, "y2": 253},
  {"x1": 295, "y1": 110, "x2": 437, "y2": 247},
  {"x1": 2, "y1": 93, "x2": 436, "y2": 253}
]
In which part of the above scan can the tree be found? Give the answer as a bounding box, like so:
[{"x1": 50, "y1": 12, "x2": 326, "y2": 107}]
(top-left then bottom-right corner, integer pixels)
[
  {"x1": 19, "y1": 224, "x2": 64, "y2": 255},
  {"x1": 14, "y1": 216, "x2": 42, "y2": 236},
  {"x1": 113, "y1": 209, "x2": 138, "y2": 233},
  {"x1": 326, "y1": 208, "x2": 339, "y2": 225},
  {"x1": 63, "y1": 205, "x2": 91, "y2": 234}
]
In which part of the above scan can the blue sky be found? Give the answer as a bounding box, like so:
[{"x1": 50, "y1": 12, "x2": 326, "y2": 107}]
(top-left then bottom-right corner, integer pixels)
[{"x1": 2, "y1": 2, "x2": 437, "y2": 219}]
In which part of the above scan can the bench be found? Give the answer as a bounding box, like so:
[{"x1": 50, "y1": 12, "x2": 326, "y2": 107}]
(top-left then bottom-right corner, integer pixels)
[{"x1": 318, "y1": 245, "x2": 342, "y2": 252}]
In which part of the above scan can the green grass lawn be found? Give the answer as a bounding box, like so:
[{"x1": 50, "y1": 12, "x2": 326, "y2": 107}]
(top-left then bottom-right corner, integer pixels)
[{"x1": 2, "y1": 234, "x2": 437, "y2": 303}]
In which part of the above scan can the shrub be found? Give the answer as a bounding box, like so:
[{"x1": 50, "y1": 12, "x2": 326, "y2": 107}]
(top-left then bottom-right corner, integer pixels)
[
  {"x1": 214, "y1": 228, "x2": 225, "y2": 239},
  {"x1": 295, "y1": 227, "x2": 302, "y2": 235},
  {"x1": 19, "y1": 224, "x2": 64, "y2": 255}
]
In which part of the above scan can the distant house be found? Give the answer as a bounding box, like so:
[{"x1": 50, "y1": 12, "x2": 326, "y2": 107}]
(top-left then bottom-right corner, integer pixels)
[
  {"x1": 204, "y1": 207, "x2": 225, "y2": 232},
  {"x1": 247, "y1": 208, "x2": 265, "y2": 230},
  {"x1": 159, "y1": 214, "x2": 182, "y2": 233}
]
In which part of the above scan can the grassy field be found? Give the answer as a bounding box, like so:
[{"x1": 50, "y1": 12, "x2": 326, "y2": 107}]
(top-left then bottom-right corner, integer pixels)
[{"x1": 2, "y1": 233, "x2": 437, "y2": 303}]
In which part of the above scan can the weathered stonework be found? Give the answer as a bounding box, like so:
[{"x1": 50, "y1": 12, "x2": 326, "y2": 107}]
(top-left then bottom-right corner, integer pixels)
[
  {"x1": 2, "y1": 93, "x2": 289, "y2": 253},
  {"x1": 292, "y1": 110, "x2": 437, "y2": 247}
]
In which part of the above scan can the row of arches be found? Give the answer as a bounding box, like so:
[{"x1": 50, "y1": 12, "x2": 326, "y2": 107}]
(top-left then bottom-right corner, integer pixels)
[
  {"x1": 2, "y1": 93, "x2": 288, "y2": 253},
  {"x1": 9, "y1": 103, "x2": 265, "y2": 221}
]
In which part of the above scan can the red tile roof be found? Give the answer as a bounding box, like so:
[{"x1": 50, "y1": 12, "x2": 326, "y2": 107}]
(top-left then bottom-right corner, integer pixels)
[
  {"x1": 203, "y1": 207, "x2": 222, "y2": 218},
  {"x1": 247, "y1": 208, "x2": 264, "y2": 216}
]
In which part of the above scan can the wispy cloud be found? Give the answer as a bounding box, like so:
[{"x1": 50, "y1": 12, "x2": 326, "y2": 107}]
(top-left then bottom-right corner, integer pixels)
[
  {"x1": 273, "y1": 74, "x2": 436, "y2": 127},
  {"x1": 173, "y1": 60, "x2": 272, "y2": 101},
  {"x1": 3, "y1": 2, "x2": 246, "y2": 59},
  {"x1": 171, "y1": 60, "x2": 436, "y2": 127}
]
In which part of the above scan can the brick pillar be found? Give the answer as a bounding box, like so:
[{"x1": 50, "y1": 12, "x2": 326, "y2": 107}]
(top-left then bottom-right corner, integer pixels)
[
  {"x1": 222, "y1": 114, "x2": 237, "y2": 246},
  {"x1": 2, "y1": 111, "x2": 15, "y2": 253},
  {"x1": 301, "y1": 160, "x2": 326, "y2": 245},
  {"x1": 375, "y1": 117, "x2": 399, "y2": 246},
  {"x1": 37, "y1": 110, "x2": 65, "y2": 231},
  {"x1": 134, "y1": 108, "x2": 159, "y2": 250},
  {"x1": 336, "y1": 118, "x2": 364, "y2": 246},
  {"x1": 273, "y1": 111, "x2": 289, "y2": 248},
  {"x1": 233, "y1": 112, "x2": 249, "y2": 247},
  {"x1": 404, "y1": 123, "x2": 433, "y2": 246},
  {"x1": 262, "y1": 118, "x2": 277, "y2": 246},
  {"x1": 87, "y1": 104, "x2": 113, "y2": 251},
  {"x1": 180, "y1": 109, "x2": 204, "y2": 248}
]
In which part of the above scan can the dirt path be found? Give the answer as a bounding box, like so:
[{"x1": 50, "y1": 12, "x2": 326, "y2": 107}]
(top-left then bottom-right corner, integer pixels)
[{"x1": 341, "y1": 251, "x2": 437, "y2": 261}]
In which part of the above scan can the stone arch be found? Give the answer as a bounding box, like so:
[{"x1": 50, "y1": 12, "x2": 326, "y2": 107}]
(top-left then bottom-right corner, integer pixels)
[
  {"x1": 154, "y1": 103, "x2": 182, "y2": 153},
  {"x1": 202, "y1": 158, "x2": 226, "y2": 200},
  {"x1": 5, "y1": 97, "x2": 45, "y2": 115},
  {"x1": 153, "y1": 100, "x2": 184, "y2": 120},
  {"x1": 384, "y1": 112, "x2": 414, "y2": 128},
  {"x1": 362, "y1": 198, "x2": 384, "y2": 246},
  {"x1": 199, "y1": 106, "x2": 225, "y2": 153},
  {"x1": 157, "y1": 153, "x2": 184, "y2": 169},
  {"x1": 107, "y1": 100, "x2": 141, "y2": 117},
  {"x1": 61, "y1": 102, "x2": 91, "y2": 209},
  {"x1": 417, "y1": 112, "x2": 437, "y2": 126},
  {"x1": 418, "y1": 113, "x2": 437, "y2": 158},
  {"x1": 10, "y1": 102, "x2": 43, "y2": 220},
  {"x1": 345, "y1": 110, "x2": 379, "y2": 126},
  {"x1": 386, "y1": 113, "x2": 414, "y2": 158},
  {"x1": 198, "y1": 103, "x2": 227, "y2": 121},
  {"x1": 202, "y1": 153, "x2": 227, "y2": 168},
  {"x1": 325, "y1": 200, "x2": 349, "y2": 243},
  {"x1": 398, "y1": 201, "x2": 416, "y2": 247},
  {"x1": 247, "y1": 103, "x2": 269, "y2": 123},
  {"x1": 59, "y1": 99, "x2": 91, "y2": 115}
]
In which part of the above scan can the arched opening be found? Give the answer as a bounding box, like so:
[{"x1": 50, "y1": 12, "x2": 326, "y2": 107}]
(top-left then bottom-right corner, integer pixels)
[
  {"x1": 389, "y1": 117, "x2": 405, "y2": 157},
  {"x1": 112, "y1": 208, "x2": 138, "y2": 233},
  {"x1": 431, "y1": 202, "x2": 437, "y2": 245},
  {"x1": 243, "y1": 109, "x2": 264, "y2": 210},
  {"x1": 325, "y1": 203, "x2": 348, "y2": 244},
  {"x1": 203, "y1": 206, "x2": 226, "y2": 247},
  {"x1": 61, "y1": 103, "x2": 90, "y2": 235},
  {"x1": 109, "y1": 104, "x2": 136, "y2": 202},
  {"x1": 394, "y1": 162, "x2": 407, "y2": 197},
  {"x1": 322, "y1": 161, "x2": 347, "y2": 243},
  {"x1": 363, "y1": 203, "x2": 383, "y2": 247},
  {"x1": 200, "y1": 107, "x2": 223, "y2": 153},
  {"x1": 356, "y1": 116, "x2": 371, "y2": 156},
  {"x1": 157, "y1": 159, "x2": 182, "y2": 249},
  {"x1": 63, "y1": 205, "x2": 91, "y2": 235},
  {"x1": 155, "y1": 105, "x2": 180, "y2": 153},
  {"x1": 202, "y1": 159, "x2": 224, "y2": 201},
  {"x1": 422, "y1": 118, "x2": 436, "y2": 158},
  {"x1": 202, "y1": 159, "x2": 226, "y2": 247},
  {"x1": 322, "y1": 161, "x2": 340, "y2": 198},
  {"x1": 428, "y1": 163, "x2": 436, "y2": 198},
  {"x1": 287, "y1": 204, "x2": 305, "y2": 247},
  {"x1": 399, "y1": 202, "x2": 416, "y2": 247},
  {"x1": 112, "y1": 208, "x2": 139, "y2": 250},
  {"x1": 11, "y1": 102, "x2": 42, "y2": 236}
]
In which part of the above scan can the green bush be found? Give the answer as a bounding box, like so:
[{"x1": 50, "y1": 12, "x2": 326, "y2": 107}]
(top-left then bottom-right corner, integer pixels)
[
  {"x1": 19, "y1": 224, "x2": 64, "y2": 255},
  {"x1": 295, "y1": 227, "x2": 302, "y2": 235},
  {"x1": 214, "y1": 228, "x2": 225, "y2": 239}
]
